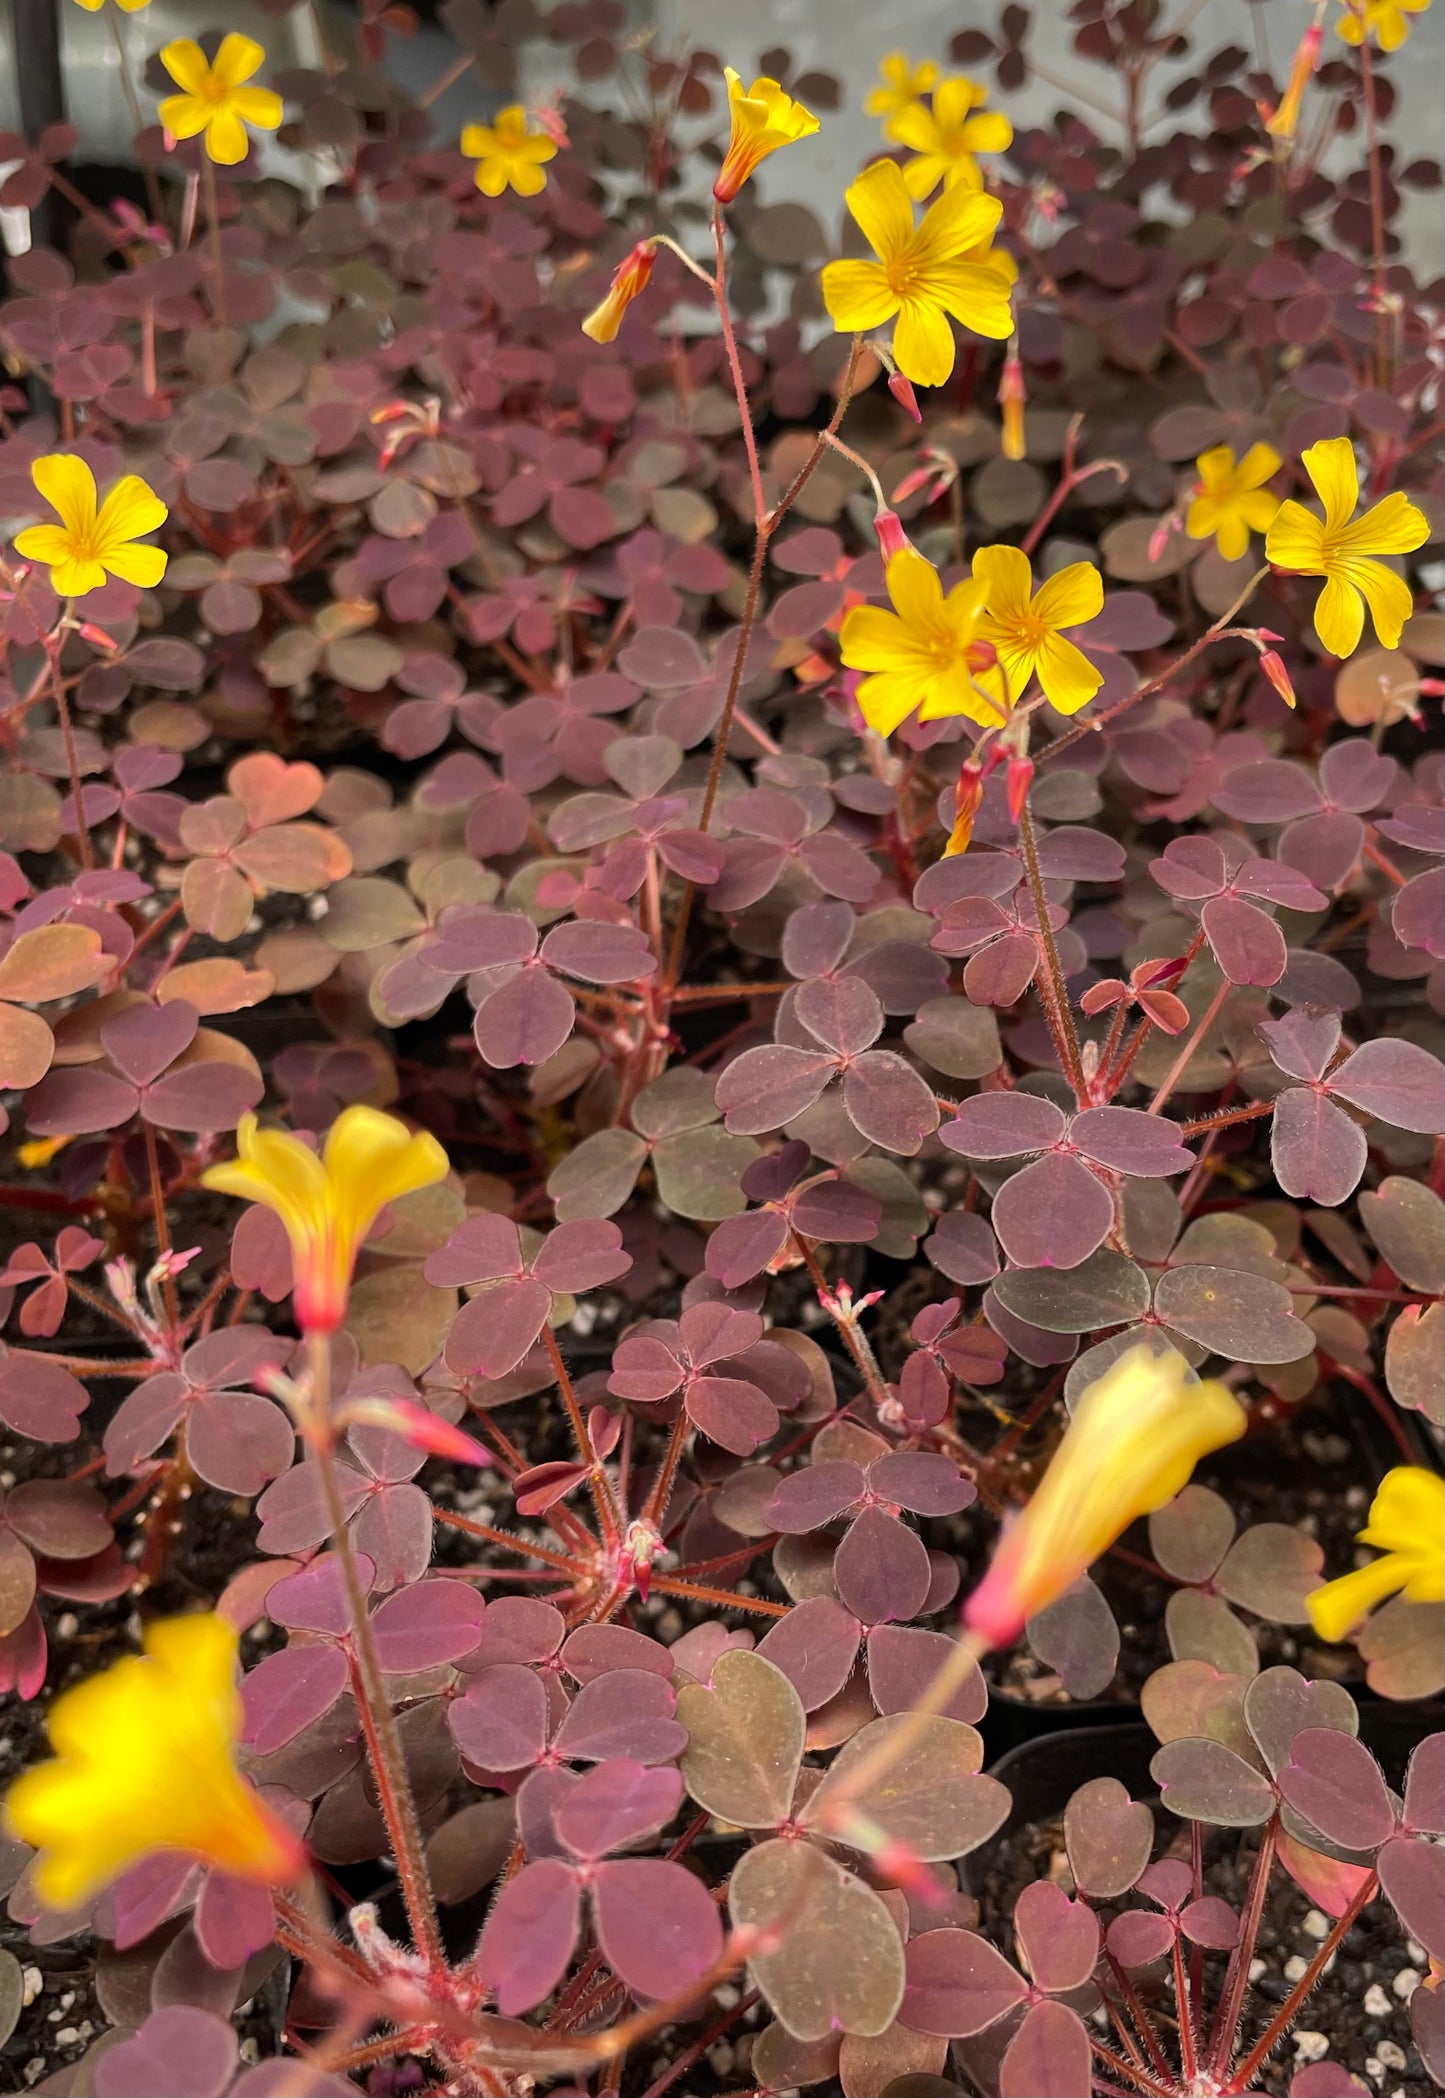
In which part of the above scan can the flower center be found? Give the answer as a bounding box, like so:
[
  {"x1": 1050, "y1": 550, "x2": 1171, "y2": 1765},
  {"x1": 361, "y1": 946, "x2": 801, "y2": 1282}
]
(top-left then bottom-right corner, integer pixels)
[{"x1": 885, "y1": 254, "x2": 923, "y2": 299}]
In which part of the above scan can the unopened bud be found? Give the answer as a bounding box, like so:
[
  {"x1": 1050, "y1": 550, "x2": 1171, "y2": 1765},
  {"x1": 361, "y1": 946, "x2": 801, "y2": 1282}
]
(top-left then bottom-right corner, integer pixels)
[
  {"x1": 581, "y1": 239, "x2": 657, "y2": 345},
  {"x1": 1258, "y1": 649, "x2": 1297, "y2": 709},
  {"x1": 944, "y1": 759, "x2": 986, "y2": 859},
  {"x1": 78, "y1": 622, "x2": 118, "y2": 652},
  {"x1": 1264, "y1": 19, "x2": 1323, "y2": 142},
  {"x1": 888, "y1": 369, "x2": 922, "y2": 423},
  {"x1": 1006, "y1": 754, "x2": 1034, "y2": 824},
  {"x1": 997, "y1": 346, "x2": 1026, "y2": 462},
  {"x1": 873, "y1": 507, "x2": 912, "y2": 562}
]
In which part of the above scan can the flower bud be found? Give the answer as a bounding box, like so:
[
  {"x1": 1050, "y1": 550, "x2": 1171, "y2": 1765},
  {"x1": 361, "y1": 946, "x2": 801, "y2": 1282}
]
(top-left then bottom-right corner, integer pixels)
[
  {"x1": 888, "y1": 369, "x2": 922, "y2": 423},
  {"x1": 1258, "y1": 649, "x2": 1297, "y2": 709},
  {"x1": 581, "y1": 240, "x2": 658, "y2": 345},
  {"x1": 1006, "y1": 754, "x2": 1034, "y2": 824},
  {"x1": 872, "y1": 507, "x2": 913, "y2": 562},
  {"x1": 997, "y1": 348, "x2": 1026, "y2": 462},
  {"x1": 1264, "y1": 20, "x2": 1323, "y2": 142}
]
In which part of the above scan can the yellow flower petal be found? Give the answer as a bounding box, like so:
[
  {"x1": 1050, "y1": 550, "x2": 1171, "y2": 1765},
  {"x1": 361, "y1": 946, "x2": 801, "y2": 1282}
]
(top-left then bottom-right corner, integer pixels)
[
  {"x1": 159, "y1": 93, "x2": 210, "y2": 142},
  {"x1": 1301, "y1": 435, "x2": 1361, "y2": 535},
  {"x1": 1033, "y1": 559, "x2": 1104, "y2": 631},
  {"x1": 227, "y1": 86, "x2": 284, "y2": 132},
  {"x1": 1358, "y1": 1466, "x2": 1445, "y2": 1565},
  {"x1": 30, "y1": 454, "x2": 97, "y2": 540},
  {"x1": 99, "y1": 543, "x2": 169, "y2": 589},
  {"x1": 893, "y1": 296, "x2": 957, "y2": 386},
  {"x1": 1237, "y1": 441, "x2": 1283, "y2": 489},
  {"x1": 1035, "y1": 629, "x2": 1104, "y2": 712},
  {"x1": 1265, "y1": 499, "x2": 1327, "y2": 573},
  {"x1": 509, "y1": 159, "x2": 549, "y2": 196},
  {"x1": 13, "y1": 524, "x2": 78, "y2": 567},
  {"x1": 159, "y1": 37, "x2": 212, "y2": 97},
  {"x1": 1314, "y1": 573, "x2": 1365, "y2": 657},
  {"x1": 924, "y1": 261, "x2": 1014, "y2": 340},
  {"x1": 912, "y1": 179, "x2": 1002, "y2": 263},
  {"x1": 203, "y1": 107, "x2": 251, "y2": 166},
  {"x1": 1307, "y1": 1555, "x2": 1410, "y2": 1643},
  {"x1": 1340, "y1": 489, "x2": 1429, "y2": 558},
  {"x1": 211, "y1": 33, "x2": 266, "y2": 89},
  {"x1": 971, "y1": 542, "x2": 1034, "y2": 622},
  {"x1": 94, "y1": 475, "x2": 168, "y2": 550},
  {"x1": 844, "y1": 159, "x2": 916, "y2": 265},
  {"x1": 1345, "y1": 556, "x2": 1415, "y2": 650},
  {"x1": 819, "y1": 259, "x2": 898, "y2": 333}
]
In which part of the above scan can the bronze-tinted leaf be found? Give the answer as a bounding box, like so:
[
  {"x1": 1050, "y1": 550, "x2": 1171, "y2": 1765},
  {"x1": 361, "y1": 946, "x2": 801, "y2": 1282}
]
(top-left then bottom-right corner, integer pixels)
[
  {"x1": 677, "y1": 1649, "x2": 805, "y2": 1829},
  {"x1": 731, "y1": 1839, "x2": 905, "y2": 2041}
]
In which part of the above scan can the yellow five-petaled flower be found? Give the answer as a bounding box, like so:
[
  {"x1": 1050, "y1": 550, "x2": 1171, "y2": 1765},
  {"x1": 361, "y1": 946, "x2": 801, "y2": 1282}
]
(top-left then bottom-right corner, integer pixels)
[
  {"x1": 865, "y1": 53, "x2": 940, "y2": 123},
  {"x1": 1338, "y1": 0, "x2": 1430, "y2": 49},
  {"x1": 1186, "y1": 442, "x2": 1283, "y2": 561},
  {"x1": 1266, "y1": 436, "x2": 1427, "y2": 658},
  {"x1": 14, "y1": 455, "x2": 168, "y2": 599},
  {"x1": 462, "y1": 105, "x2": 558, "y2": 198},
  {"x1": 1308, "y1": 1467, "x2": 1444, "y2": 1643},
  {"x1": 964, "y1": 1346, "x2": 1248, "y2": 1647},
  {"x1": 888, "y1": 74, "x2": 1013, "y2": 197},
  {"x1": 839, "y1": 547, "x2": 1008, "y2": 734},
  {"x1": 159, "y1": 35, "x2": 282, "y2": 166},
  {"x1": 821, "y1": 158, "x2": 1013, "y2": 389},
  {"x1": 202, "y1": 1105, "x2": 449, "y2": 1335},
  {"x1": 5, "y1": 1614, "x2": 303, "y2": 1910},
  {"x1": 973, "y1": 544, "x2": 1105, "y2": 714},
  {"x1": 713, "y1": 70, "x2": 820, "y2": 204}
]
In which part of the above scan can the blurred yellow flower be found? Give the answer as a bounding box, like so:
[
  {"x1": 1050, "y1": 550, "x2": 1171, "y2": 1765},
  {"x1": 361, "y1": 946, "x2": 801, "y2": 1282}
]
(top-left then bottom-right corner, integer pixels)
[
  {"x1": 865, "y1": 53, "x2": 940, "y2": 122},
  {"x1": 202, "y1": 1106, "x2": 449, "y2": 1334},
  {"x1": 839, "y1": 547, "x2": 1008, "y2": 734},
  {"x1": 1264, "y1": 20, "x2": 1324, "y2": 139},
  {"x1": 462, "y1": 105, "x2": 558, "y2": 198},
  {"x1": 714, "y1": 70, "x2": 819, "y2": 204},
  {"x1": 1266, "y1": 436, "x2": 1427, "y2": 657},
  {"x1": 1186, "y1": 442, "x2": 1283, "y2": 560},
  {"x1": 1308, "y1": 1467, "x2": 1444, "y2": 1643},
  {"x1": 964, "y1": 1346, "x2": 1247, "y2": 1647},
  {"x1": 1338, "y1": 0, "x2": 1430, "y2": 48},
  {"x1": 888, "y1": 75, "x2": 1013, "y2": 196},
  {"x1": 582, "y1": 240, "x2": 657, "y2": 343},
  {"x1": 159, "y1": 35, "x2": 282, "y2": 166},
  {"x1": 73, "y1": 0, "x2": 150, "y2": 10},
  {"x1": 14, "y1": 455, "x2": 167, "y2": 599},
  {"x1": 5, "y1": 1615, "x2": 302, "y2": 1910},
  {"x1": 820, "y1": 158, "x2": 1012, "y2": 388},
  {"x1": 973, "y1": 544, "x2": 1105, "y2": 713}
]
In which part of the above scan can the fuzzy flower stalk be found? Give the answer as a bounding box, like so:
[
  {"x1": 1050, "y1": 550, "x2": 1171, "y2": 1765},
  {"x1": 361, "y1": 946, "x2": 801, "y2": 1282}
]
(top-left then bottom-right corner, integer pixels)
[
  {"x1": 5, "y1": 1615, "x2": 302, "y2": 1909},
  {"x1": 202, "y1": 1106, "x2": 449, "y2": 1336},
  {"x1": 964, "y1": 1346, "x2": 1248, "y2": 1647}
]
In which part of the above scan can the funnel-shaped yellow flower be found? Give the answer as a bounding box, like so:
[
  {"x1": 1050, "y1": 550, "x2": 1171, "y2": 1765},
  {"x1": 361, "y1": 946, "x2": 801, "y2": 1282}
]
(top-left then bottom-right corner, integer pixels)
[
  {"x1": 1266, "y1": 437, "x2": 1427, "y2": 657},
  {"x1": 840, "y1": 547, "x2": 1009, "y2": 734},
  {"x1": 972, "y1": 544, "x2": 1105, "y2": 714},
  {"x1": 866, "y1": 53, "x2": 940, "y2": 123},
  {"x1": 461, "y1": 106, "x2": 558, "y2": 198},
  {"x1": 203, "y1": 1107, "x2": 449, "y2": 1334},
  {"x1": 821, "y1": 158, "x2": 1013, "y2": 388},
  {"x1": 888, "y1": 75, "x2": 1013, "y2": 197},
  {"x1": 74, "y1": 0, "x2": 150, "y2": 11},
  {"x1": 14, "y1": 455, "x2": 167, "y2": 599},
  {"x1": 1186, "y1": 442, "x2": 1283, "y2": 560},
  {"x1": 1338, "y1": 0, "x2": 1429, "y2": 49},
  {"x1": 5, "y1": 1615, "x2": 302, "y2": 1910},
  {"x1": 964, "y1": 1347, "x2": 1247, "y2": 1647},
  {"x1": 159, "y1": 35, "x2": 282, "y2": 166},
  {"x1": 1308, "y1": 1467, "x2": 1444, "y2": 1644},
  {"x1": 582, "y1": 241, "x2": 657, "y2": 343},
  {"x1": 714, "y1": 70, "x2": 820, "y2": 204}
]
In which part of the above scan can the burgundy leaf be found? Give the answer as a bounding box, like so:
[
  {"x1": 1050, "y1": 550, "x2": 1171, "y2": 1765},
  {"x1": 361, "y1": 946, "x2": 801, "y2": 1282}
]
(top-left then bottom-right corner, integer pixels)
[
  {"x1": 450, "y1": 1663, "x2": 550, "y2": 1770},
  {"x1": 715, "y1": 1045, "x2": 837, "y2": 1133},
  {"x1": 1279, "y1": 1728, "x2": 1395, "y2": 1852},
  {"x1": 793, "y1": 974, "x2": 884, "y2": 1055},
  {"x1": 768, "y1": 1462, "x2": 867, "y2": 1535},
  {"x1": 1271, "y1": 1087, "x2": 1368, "y2": 1207},
  {"x1": 369, "y1": 1579, "x2": 486, "y2": 1671},
  {"x1": 552, "y1": 1670, "x2": 687, "y2": 1764},
  {"x1": 553, "y1": 1758, "x2": 683, "y2": 1859},
  {"x1": 240, "y1": 1645, "x2": 349, "y2": 1755},
  {"x1": 841, "y1": 1051, "x2": 939, "y2": 1154},
  {"x1": 1201, "y1": 895, "x2": 1287, "y2": 986},
  {"x1": 991, "y1": 1152, "x2": 1114, "y2": 1270},
  {"x1": 1327, "y1": 1039, "x2": 1445, "y2": 1135},
  {"x1": 865, "y1": 1624, "x2": 988, "y2": 1725},
  {"x1": 1013, "y1": 1881, "x2": 1099, "y2": 1993},
  {"x1": 902, "y1": 1927, "x2": 1029, "y2": 2036},
  {"x1": 445, "y1": 1276, "x2": 554, "y2": 1379},
  {"x1": 1069, "y1": 1106, "x2": 1193, "y2": 1178},
  {"x1": 592, "y1": 1857, "x2": 723, "y2": 2000},
  {"x1": 867, "y1": 1450, "x2": 975, "y2": 1517},
  {"x1": 94, "y1": 2007, "x2": 237, "y2": 2098},
  {"x1": 474, "y1": 969, "x2": 577, "y2": 1068},
  {"x1": 531, "y1": 1218, "x2": 631, "y2": 1291},
  {"x1": 757, "y1": 1595, "x2": 861, "y2": 1711},
  {"x1": 999, "y1": 1999, "x2": 1092, "y2": 2098},
  {"x1": 942, "y1": 1092, "x2": 1068, "y2": 1159},
  {"x1": 833, "y1": 1506, "x2": 932, "y2": 1626},
  {"x1": 1377, "y1": 1835, "x2": 1445, "y2": 1963},
  {"x1": 1258, "y1": 1005, "x2": 1342, "y2": 1082},
  {"x1": 685, "y1": 1374, "x2": 778, "y2": 1455},
  {"x1": 185, "y1": 1391, "x2": 294, "y2": 1496},
  {"x1": 1403, "y1": 1734, "x2": 1445, "y2": 1837},
  {"x1": 540, "y1": 920, "x2": 656, "y2": 986},
  {"x1": 475, "y1": 1857, "x2": 581, "y2": 2013}
]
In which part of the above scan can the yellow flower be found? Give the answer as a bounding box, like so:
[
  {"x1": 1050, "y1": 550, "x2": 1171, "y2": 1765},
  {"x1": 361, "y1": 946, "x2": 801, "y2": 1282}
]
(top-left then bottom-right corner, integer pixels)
[
  {"x1": 713, "y1": 70, "x2": 819, "y2": 204},
  {"x1": 888, "y1": 74, "x2": 1013, "y2": 197},
  {"x1": 972, "y1": 544, "x2": 1105, "y2": 714},
  {"x1": 5, "y1": 1615, "x2": 303, "y2": 1910},
  {"x1": 839, "y1": 547, "x2": 1009, "y2": 734},
  {"x1": 13, "y1": 455, "x2": 167, "y2": 599},
  {"x1": 865, "y1": 53, "x2": 940, "y2": 122},
  {"x1": 820, "y1": 159, "x2": 1013, "y2": 389},
  {"x1": 582, "y1": 240, "x2": 657, "y2": 343},
  {"x1": 1308, "y1": 1468, "x2": 1444, "y2": 1644},
  {"x1": 73, "y1": 0, "x2": 150, "y2": 10},
  {"x1": 1266, "y1": 436, "x2": 1427, "y2": 657},
  {"x1": 1338, "y1": 0, "x2": 1430, "y2": 48},
  {"x1": 965, "y1": 1347, "x2": 1247, "y2": 1647},
  {"x1": 1264, "y1": 21, "x2": 1324, "y2": 140},
  {"x1": 461, "y1": 105, "x2": 558, "y2": 198},
  {"x1": 202, "y1": 1106, "x2": 449, "y2": 1334},
  {"x1": 1186, "y1": 442, "x2": 1283, "y2": 560},
  {"x1": 159, "y1": 35, "x2": 283, "y2": 166}
]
